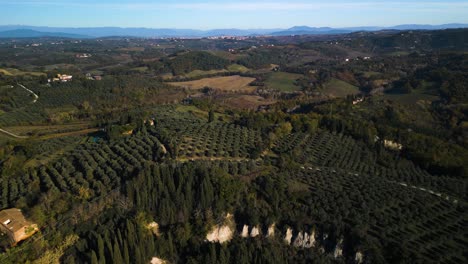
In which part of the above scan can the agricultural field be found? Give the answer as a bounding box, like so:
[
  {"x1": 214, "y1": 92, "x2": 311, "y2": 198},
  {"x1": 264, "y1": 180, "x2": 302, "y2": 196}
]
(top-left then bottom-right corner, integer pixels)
[
  {"x1": 321, "y1": 78, "x2": 360, "y2": 97},
  {"x1": 222, "y1": 94, "x2": 276, "y2": 110},
  {"x1": 288, "y1": 167, "x2": 466, "y2": 264},
  {"x1": 0, "y1": 68, "x2": 45, "y2": 77},
  {"x1": 265, "y1": 72, "x2": 303, "y2": 92},
  {"x1": 227, "y1": 64, "x2": 250, "y2": 73},
  {"x1": 274, "y1": 131, "x2": 466, "y2": 199},
  {"x1": 175, "y1": 123, "x2": 261, "y2": 159},
  {"x1": 168, "y1": 75, "x2": 257, "y2": 92},
  {"x1": 182, "y1": 69, "x2": 228, "y2": 78},
  {"x1": 3, "y1": 122, "x2": 91, "y2": 137}
]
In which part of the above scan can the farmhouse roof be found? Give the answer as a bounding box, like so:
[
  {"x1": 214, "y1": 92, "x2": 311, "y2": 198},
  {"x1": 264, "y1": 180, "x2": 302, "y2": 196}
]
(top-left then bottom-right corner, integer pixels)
[{"x1": 0, "y1": 208, "x2": 31, "y2": 233}]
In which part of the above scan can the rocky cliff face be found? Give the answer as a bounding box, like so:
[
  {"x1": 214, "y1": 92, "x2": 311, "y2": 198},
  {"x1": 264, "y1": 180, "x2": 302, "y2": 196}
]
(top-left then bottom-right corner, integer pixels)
[
  {"x1": 355, "y1": 251, "x2": 364, "y2": 264},
  {"x1": 147, "y1": 221, "x2": 160, "y2": 236},
  {"x1": 333, "y1": 238, "x2": 344, "y2": 258},
  {"x1": 267, "y1": 224, "x2": 275, "y2": 238},
  {"x1": 284, "y1": 228, "x2": 293, "y2": 245},
  {"x1": 241, "y1": 225, "x2": 249, "y2": 238},
  {"x1": 206, "y1": 213, "x2": 235, "y2": 243},
  {"x1": 204, "y1": 215, "x2": 363, "y2": 262},
  {"x1": 292, "y1": 231, "x2": 316, "y2": 248},
  {"x1": 150, "y1": 257, "x2": 167, "y2": 264},
  {"x1": 250, "y1": 226, "x2": 260, "y2": 237}
]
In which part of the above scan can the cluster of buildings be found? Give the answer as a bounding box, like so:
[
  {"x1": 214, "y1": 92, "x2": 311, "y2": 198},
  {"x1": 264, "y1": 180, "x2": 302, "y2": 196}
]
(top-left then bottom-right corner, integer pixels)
[
  {"x1": 76, "y1": 53, "x2": 92, "y2": 58},
  {"x1": 206, "y1": 36, "x2": 249, "y2": 40},
  {"x1": 47, "y1": 73, "x2": 103, "y2": 83},
  {"x1": 48, "y1": 74, "x2": 73, "y2": 83}
]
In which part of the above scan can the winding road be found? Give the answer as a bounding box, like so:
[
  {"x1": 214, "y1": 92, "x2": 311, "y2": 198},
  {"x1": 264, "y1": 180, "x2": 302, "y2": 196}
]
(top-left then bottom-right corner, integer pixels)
[
  {"x1": 18, "y1": 83, "x2": 39, "y2": 103},
  {"x1": 0, "y1": 128, "x2": 29, "y2": 139}
]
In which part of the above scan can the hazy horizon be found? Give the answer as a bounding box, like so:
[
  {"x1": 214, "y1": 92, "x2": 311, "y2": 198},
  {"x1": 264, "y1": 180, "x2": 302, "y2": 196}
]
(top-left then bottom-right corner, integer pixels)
[{"x1": 1, "y1": 0, "x2": 468, "y2": 29}]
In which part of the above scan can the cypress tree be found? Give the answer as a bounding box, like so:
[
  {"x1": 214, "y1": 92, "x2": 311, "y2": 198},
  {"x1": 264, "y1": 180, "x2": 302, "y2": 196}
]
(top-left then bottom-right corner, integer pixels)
[
  {"x1": 91, "y1": 250, "x2": 99, "y2": 264},
  {"x1": 97, "y1": 234, "x2": 106, "y2": 264},
  {"x1": 113, "y1": 240, "x2": 124, "y2": 264}
]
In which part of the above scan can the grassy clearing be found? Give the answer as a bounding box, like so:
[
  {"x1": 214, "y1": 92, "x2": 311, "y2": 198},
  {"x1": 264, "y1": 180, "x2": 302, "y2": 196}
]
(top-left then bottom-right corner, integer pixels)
[
  {"x1": 175, "y1": 105, "x2": 229, "y2": 121},
  {"x1": 43, "y1": 64, "x2": 76, "y2": 71},
  {"x1": 322, "y1": 78, "x2": 360, "y2": 97},
  {"x1": 131, "y1": 66, "x2": 149, "y2": 72},
  {"x1": 4, "y1": 122, "x2": 91, "y2": 136},
  {"x1": 0, "y1": 68, "x2": 45, "y2": 77},
  {"x1": 37, "y1": 128, "x2": 100, "y2": 140},
  {"x1": 169, "y1": 75, "x2": 257, "y2": 92},
  {"x1": 384, "y1": 82, "x2": 440, "y2": 105},
  {"x1": 227, "y1": 64, "x2": 250, "y2": 73},
  {"x1": 211, "y1": 51, "x2": 248, "y2": 61},
  {"x1": 223, "y1": 95, "x2": 276, "y2": 110},
  {"x1": 181, "y1": 64, "x2": 249, "y2": 78},
  {"x1": 175, "y1": 105, "x2": 209, "y2": 119},
  {"x1": 183, "y1": 69, "x2": 227, "y2": 78},
  {"x1": 265, "y1": 72, "x2": 303, "y2": 92}
]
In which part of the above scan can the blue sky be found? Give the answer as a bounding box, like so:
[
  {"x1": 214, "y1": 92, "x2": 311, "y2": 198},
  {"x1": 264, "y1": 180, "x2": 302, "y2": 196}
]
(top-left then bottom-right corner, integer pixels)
[{"x1": 1, "y1": 0, "x2": 467, "y2": 29}]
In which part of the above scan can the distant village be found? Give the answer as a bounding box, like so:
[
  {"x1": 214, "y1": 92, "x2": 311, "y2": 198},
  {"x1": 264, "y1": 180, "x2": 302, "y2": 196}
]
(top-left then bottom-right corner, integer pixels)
[{"x1": 48, "y1": 73, "x2": 102, "y2": 83}]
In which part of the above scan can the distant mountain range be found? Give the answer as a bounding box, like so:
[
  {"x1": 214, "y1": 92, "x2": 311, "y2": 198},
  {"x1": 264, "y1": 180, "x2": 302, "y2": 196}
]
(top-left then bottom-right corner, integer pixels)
[
  {"x1": 0, "y1": 24, "x2": 466, "y2": 39},
  {"x1": 0, "y1": 29, "x2": 89, "y2": 39}
]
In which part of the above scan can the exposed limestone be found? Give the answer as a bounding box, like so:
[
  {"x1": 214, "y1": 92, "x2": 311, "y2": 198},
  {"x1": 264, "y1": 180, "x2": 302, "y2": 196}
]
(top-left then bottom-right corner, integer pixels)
[
  {"x1": 206, "y1": 225, "x2": 234, "y2": 243},
  {"x1": 160, "y1": 144, "x2": 168, "y2": 154},
  {"x1": 206, "y1": 213, "x2": 234, "y2": 243},
  {"x1": 250, "y1": 226, "x2": 260, "y2": 237},
  {"x1": 150, "y1": 257, "x2": 167, "y2": 264},
  {"x1": 384, "y1": 139, "x2": 403, "y2": 150},
  {"x1": 334, "y1": 247, "x2": 343, "y2": 258},
  {"x1": 284, "y1": 228, "x2": 293, "y2": 245},
  {"x1": 355, "y1": 251, "x2": 364, "y2": 264},
  {"x1": 303, "y1": 232, "x2": 310, "y2": 247},
  {"x1": 293, "y1": 232, "x2": 304, "y2": 247},
  {"x1": 241, "y1": 225, "x2": 249, "y2": 238},
  {"x1": 334, "y1": 239, "x2": 344, "y2": 258},
  {"x1": 304, "y1": 229, "x2": 316, "y2": 248},
  {"x1": 147, "y1": 221, "x2": 160, "y2": 236},
  {"x1": 266, "y1": 224, "x2": 275, "y2": 238}
]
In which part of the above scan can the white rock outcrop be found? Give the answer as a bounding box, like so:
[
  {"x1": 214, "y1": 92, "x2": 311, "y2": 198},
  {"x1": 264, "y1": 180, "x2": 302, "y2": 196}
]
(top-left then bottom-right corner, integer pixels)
[
  {"x1": 384, "y1": 139, "x2": 403, "y2": 150},
  {"x1": 284, "y1": 228, "x2": 293, "y2": 245},
  {"x1": 304, "y1": 230, "x2": 315, "y2": 248},
  {"x1": 206, "y1": 225, "x2": 234, "y2": 243},
  {"x1": 293, "y1": 232, "x2": 304, "y2": 247},
  {"x1": 147, "y1": 221, "x2": 160, "y2": 236},
  {"x1": 250, "y1": 226, "x2": 260, "y2": 237},
  {"x1": 241, "y1": 225, "x2": 249, "y2": 238},
  {"x1": 266, "y1": 224, "x2": 275, "y2": 238},
  {"x1": 206, "y1": 213, "x2": 234, "y2": 243},
  {"x1": 334, "y1": 239, "x2": 343, "y2": 258},
  {"x1": 150, "y1": 257, "x2": 166, "y2": 264},
  {"x1": 355, "y1": 251, "x2": 364, "y2": 264}
]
